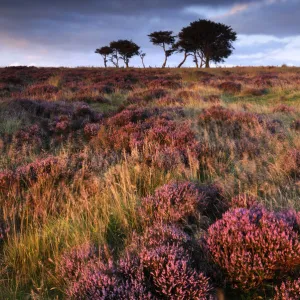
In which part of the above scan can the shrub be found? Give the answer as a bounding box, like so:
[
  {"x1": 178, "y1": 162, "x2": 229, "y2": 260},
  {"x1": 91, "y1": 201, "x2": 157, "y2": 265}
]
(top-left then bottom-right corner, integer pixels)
[
  {"x1": 141, "y1": 244, "x2": 212, "y2": 299},
  {"x1": 84, "y1": 123, "x2": 101, "y2": 138},
  {"x1": 274, "y1": 278, "x2": 300, "y2": 300},
  {"x1": 207, "y1": 206, "x2": 300, "y2": 290},
  {"x1": 24, "y1": 84, "x2": 58, "y2": 97},
  {"x1": 290, "y1": 119, "x2": 300, "y2": 131},
  {"x1": 198, "y1": 105, "x2": 261, "y2": 138},
  {"x1": 218, "y1": 82, "x2": 242, "y2": 94},
  {"x1": 59, "y1": 243, "x2": 117, "y2": 299},
  {"x1": 281, "y1": 149, "x2": 300, "y2": 179},
  {"x1": 230, "y1": 194, "x2": 259, "y2": 209},
  {"x1": 141, "y1": 181, "x2": 205, "y2": 226},
  {"x1": 126, "y1": 88, "x2": 168, "y2": 104},
  {"x1": 273, "y1": 104, "x2": 295, "y2": 113},
  {"x1": 97, "y1": 108, "x2": 199, "y2": 169}
]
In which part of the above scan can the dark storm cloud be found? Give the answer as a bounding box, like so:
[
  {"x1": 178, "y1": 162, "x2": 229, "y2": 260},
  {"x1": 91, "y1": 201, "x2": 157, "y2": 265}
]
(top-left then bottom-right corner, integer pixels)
[
  {"x1": 217, "y1": 0, "x2": 300, "y2": 36},
  {"x1": 1, "y1": 0, "x2": 300, "y2": 66}
]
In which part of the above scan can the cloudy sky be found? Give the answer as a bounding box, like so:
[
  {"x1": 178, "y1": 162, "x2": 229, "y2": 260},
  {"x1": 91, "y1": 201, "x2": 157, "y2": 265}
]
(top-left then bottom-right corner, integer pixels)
[{"x1": 0, "y1": 0, "x2": 300, "y2": 67}]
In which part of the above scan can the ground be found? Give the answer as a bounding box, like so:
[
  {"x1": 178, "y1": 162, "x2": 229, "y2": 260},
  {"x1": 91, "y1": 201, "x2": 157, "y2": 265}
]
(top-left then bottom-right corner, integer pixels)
[{"x1": 0, "y1": 66, "x2": 299, "y2": 299}]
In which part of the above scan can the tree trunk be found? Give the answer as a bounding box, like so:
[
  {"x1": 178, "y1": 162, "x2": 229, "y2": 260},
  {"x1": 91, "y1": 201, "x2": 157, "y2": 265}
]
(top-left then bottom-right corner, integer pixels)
[
  {"x1": 177, "y1": 52, "x2": 188, "y2": 68},
  {"x1": 162, "y1": 52, "x2": 167, "y2": 68},
  {"x1": 205, "y1": 57, "x2": 210, "y2": 68},
  {"x1": 125, "y1": 58, "x2": 129, "y2": 68},
  {"x1": 193, "y1": 53, "x2": 199, "y2": 68},
  {"x1": 103, "y1": 56, "x2": 107, "y2": 68},
  {"x1": 141, "y1": 57, "x2": 145, "y2": 68}
]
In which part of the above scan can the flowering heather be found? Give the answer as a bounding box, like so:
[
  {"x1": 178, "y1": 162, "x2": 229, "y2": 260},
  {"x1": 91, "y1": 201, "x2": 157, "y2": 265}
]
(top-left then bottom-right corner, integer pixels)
[
  {"x1": 114, "y1": 254, "x2": 154, "y2": 299},
  {"x1": 59, "y1": 243, "x2": 98, "y2": 282},
  {"x1": 207, "y1": 206, "x2": 300, "y2": 290},
  {"x1": 97, "y1": 108, "x2": 199, "y2": 168},
  {"x1": 141, "y1": 181, "x2": 205, "y2": 226},
  {"x1": 273, "y1": 104, "x2": 295, "y2": 113},
  {"x1": 290, "y1": 119, "x2": 300, "y2": 131},
  {"x1": 59, "y1": 243, "x2": 117, "y2": 299},
  {"x1": 198, "y1": 106, "x2": 262, "y2": 139},
  {"x1": 147, "y1": 78, "x2": 182, "y2": 89},
  {"x1": 1, "y1": 67, "x2": 300, "y2": 298},
  {"x1": 0, "y1": 156, "x2": 67, "y2": 194},
  {"x1": 138, "y1": 224, "x2": 193, "y2": 250},
  {"x1": 281, "y1": 149, "x2": 300, "y2": 179},
  {"x1": 199, "y1": 105, "x2": 259, "y2": 126},
  {"x1": 203, "y1": 95, "x2": 221, "y2": 103},
  {"x1": 126, "y1": 88, "x2": 168, "y2": 104},
  {"x1": 141, "y1": 244, "x2": 211, "y2": 299},
  {"x1": 24, "y1": 84, "x2": 59, "y2": 97},
  {"x1": 14, "y1": 124, "x2": 42, "y2": 146},
  {"x1": 0, "y1": 170, "x2": 15, "y2": 193},
  {"x1": 84, "y1": 123, "x2": 101, "y2": 138},
  {"x1": 274, "y1": 278, "x2": 300, "y2": 300},
  {"x1": 218, "y1": 81, "x2": 242, "y2": 94},
  {"x1": 15, "y1": 156, "x2": 66, "y2": 183},
  {"x1": 230, "y1": 194, "x2": 259, "y2": 209}
]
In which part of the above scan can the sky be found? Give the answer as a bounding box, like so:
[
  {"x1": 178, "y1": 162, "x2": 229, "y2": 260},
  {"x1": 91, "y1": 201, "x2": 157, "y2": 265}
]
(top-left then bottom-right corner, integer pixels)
[{"x1": 0, "y1": 0, "x2": 300, "y2": 68}]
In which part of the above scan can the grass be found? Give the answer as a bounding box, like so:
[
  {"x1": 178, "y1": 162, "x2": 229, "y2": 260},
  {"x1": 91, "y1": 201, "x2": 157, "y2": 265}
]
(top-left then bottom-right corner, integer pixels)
[{"x1": 0, "y1": 66, "x2": 299, "y2": 299}]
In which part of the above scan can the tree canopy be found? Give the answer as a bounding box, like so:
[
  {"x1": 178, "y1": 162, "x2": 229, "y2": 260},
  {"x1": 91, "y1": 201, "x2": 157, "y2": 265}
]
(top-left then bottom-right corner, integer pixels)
[
  {"x1": 179, "y1": 19, "x2": 237, "y2": 68},
  {"x1": 148, "y1": 31, "x2": 176, "y2": 68},
  {"x1": 109, "y1": 40, "x2": 140, "y2": 68},
  {"x1": 96, "y1": 19, "x2": 237, "y2": 68},
  {"x1": 95, "y1": 46, "x2": 113, "y2": 68}
]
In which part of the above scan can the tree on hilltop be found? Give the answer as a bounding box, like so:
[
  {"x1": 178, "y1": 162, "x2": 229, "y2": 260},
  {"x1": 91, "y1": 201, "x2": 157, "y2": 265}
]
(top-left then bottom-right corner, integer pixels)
[
  {"x1": 179, "y1": 20, "x2": 237, "y2": 68},
  {"x1": 95, "y1": 46, "x2": 113, "y2": 68},
  {"x1": 148, "y1": 31, "x2": 176, "y2": 68},
  {"x1": 109, "y1": 40, "x2": 140, "y2": 68}
]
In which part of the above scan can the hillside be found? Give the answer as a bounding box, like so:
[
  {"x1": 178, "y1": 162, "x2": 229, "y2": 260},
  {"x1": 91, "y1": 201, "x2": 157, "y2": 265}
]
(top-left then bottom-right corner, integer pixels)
[{"x1": 0, "y1": 66, "x2": 300, "y2": 299}]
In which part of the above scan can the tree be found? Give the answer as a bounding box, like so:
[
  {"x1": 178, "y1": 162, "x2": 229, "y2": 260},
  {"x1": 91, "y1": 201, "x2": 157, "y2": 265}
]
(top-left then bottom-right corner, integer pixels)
[
  {"x1": 148, "y1": 31, "x2": 176, "y2": 68},
  {"x1": 179, "y1": 20, "x2": 237, "y2": 68},
  {"x1": 138, "y1": 51, "x2": 146, "y2": 68},
  {"x1": 172, "y1": 35, "x2": 197, "y2": 68},
  {"x1": 95, "y1": 46, "x2": 113, "y2": 68},
  {"x1": 109, "y1": 40, "x2": 140, "y2": 68}
]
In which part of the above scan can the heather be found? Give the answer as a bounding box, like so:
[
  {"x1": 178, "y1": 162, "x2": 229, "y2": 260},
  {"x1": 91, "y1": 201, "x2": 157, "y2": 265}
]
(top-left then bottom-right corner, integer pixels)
[{"x1": 0, "y1": 66, "x2": 299, "y2": 299}]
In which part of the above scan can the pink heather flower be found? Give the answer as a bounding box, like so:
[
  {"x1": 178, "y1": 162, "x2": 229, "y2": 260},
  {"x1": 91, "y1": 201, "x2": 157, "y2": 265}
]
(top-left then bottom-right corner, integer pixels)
[
  {"x1": 274, "y1": 278, "x2": 300, "y2": 300},
  {"x1": 141, "y1": 243, "x2": 212, "y2": 299},
  {"x1": 206, "y1": 206, "x2": 300, "y2": 290},
  {"x1": 141, "y1": 181, "x2": 205, "y2": 226},
  {"x1": 84, "y1": 123, "x2": 100, "y2": 138}
]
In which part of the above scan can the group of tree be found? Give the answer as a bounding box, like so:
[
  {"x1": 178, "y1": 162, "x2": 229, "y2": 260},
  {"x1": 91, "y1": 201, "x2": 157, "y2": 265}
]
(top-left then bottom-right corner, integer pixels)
[{"x1": 95, "y1": 19, "x2": 237, "y2": 68}]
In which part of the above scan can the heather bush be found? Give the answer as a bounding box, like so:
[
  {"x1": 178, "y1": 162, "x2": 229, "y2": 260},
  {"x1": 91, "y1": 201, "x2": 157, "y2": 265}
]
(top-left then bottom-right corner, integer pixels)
[
  {"x1": 274, "y1": 278, "x2": 300, "y2": 300},
  {"x1": 141, "y1": 181, "x2": 225, "y2": 230},
  {"x1": 207, "y1": 206, "x2": 300, "y2": 290},
  {"x1": 59, "y1": 243, "x2": 117, "y2": 299},
  {"x1": 126, "y1": 88, "x2": 168, "y2": 104},
  {"x1": 141, "y1": 181, "x2": 205, "y2": 227},
  {"x1": 290, "y1": 119, "x2": 300, "y2": 131},
  {"x1": 273, "y1": 104, "x2": 295, "y2": 113},
  {"x1": 24, "y1": 84, "x2": 59, "y2": 97},
  {"x1": 198, "y1": 105, "x2": 261, "y2": 138},
  {"x1": 96, "y1": 108, "x2": 199, "y2": 169},
  {"x1": 230, "y1": 194, "x2": 259, "y2": 209},
  {"x1": 218, "y1": 82, "x2": 242, "y2": 94},
  {"x1": 141, "y1": 244, "x2": 212, "y2": 299},
  {"x1": 281, "y1": 149, "x2": 300, "y2": 179}
]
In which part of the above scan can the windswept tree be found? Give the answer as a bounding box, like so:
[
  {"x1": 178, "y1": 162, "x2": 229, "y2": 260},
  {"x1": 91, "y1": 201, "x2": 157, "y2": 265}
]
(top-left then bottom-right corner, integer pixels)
[
  {"x1": 148, "y1": 31, "x2": 176, "y2": 68},
  {"x1": 109, "y1": 41, "x2": 121, "y2": 67},
  {"x1": 109, "y1": 40, "x2": 140, "y2": 68},
  {"x1": 138, "y1": 51, "x2": 146, "y2": 68},
  {"x1": 95, "y1": 46, "x2": 113, "y2": 68},
  {"x1": 180, "y1": 20, "x2": 237, "y2": 68}
]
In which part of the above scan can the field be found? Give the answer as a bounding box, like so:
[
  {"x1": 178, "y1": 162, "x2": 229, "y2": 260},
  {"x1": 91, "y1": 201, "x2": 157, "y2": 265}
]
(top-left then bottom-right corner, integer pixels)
[{"x1": 0, "y1": 66, "x2": 299, "y2": 299}]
